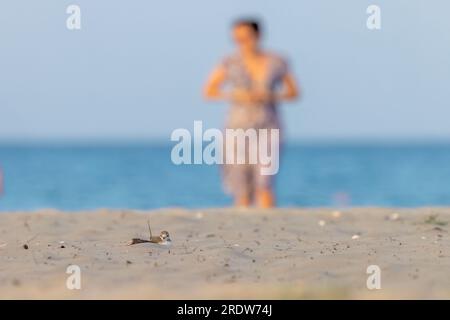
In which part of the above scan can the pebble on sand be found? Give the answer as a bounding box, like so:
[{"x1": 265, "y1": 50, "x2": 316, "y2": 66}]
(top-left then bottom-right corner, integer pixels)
[
  {"x1": 195, "y1": 212, "x2": 204, "y2": 219},
  {"x1": 331, "y1": 211, "x2": 342, "y2": 218},
  {"x1": 389, "y1": 213, "x2": 400, "y2": 221}
]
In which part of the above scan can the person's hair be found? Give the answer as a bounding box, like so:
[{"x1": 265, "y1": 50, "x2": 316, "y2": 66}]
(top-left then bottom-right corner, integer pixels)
[{"x1": 232, "y1": 18, "x2": 262, "y2": 36}]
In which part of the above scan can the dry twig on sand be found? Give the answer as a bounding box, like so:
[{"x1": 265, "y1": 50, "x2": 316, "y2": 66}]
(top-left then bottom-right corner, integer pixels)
[{"x1": 128, "y1": 220, "x2": 153, "y2": 245}]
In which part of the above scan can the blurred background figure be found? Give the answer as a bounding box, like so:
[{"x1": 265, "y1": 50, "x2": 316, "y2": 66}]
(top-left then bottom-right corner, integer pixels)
[
  {"x1": 2, "y1": 2, "x2": 450, "y2": 211},
  {"x1": 203, "y1": 18, "x2": 299, "y2": 208}
]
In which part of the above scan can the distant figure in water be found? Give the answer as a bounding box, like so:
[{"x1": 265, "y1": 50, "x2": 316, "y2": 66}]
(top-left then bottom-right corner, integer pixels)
[{"x1": 203, "y1": 18, "x2": 299, "y2": 208}]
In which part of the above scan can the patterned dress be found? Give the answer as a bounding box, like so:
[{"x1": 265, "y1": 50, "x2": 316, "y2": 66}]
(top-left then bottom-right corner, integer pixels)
[{"x1": 220, "y1": 52, "x2": 290, "y2": 198}]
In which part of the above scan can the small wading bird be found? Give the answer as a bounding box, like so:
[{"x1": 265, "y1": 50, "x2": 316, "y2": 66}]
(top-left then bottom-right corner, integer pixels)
[{"x1": 128, "y1": 221, "x2": 171, "y2": 246}]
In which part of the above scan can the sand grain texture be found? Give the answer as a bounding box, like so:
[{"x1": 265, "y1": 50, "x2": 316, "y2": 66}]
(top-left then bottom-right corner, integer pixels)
[{"x1": 1, "y1": 208, "x2": 450, "y2": 299}]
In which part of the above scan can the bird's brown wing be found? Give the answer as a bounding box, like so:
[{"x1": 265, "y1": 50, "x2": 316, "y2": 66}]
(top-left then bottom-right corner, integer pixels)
[
  {"x1": 129, "y1": 238, "x2": 150, "y2": 245},
  {"x1": 149, "y1": 236, "x2": 161, "y2": 243}
]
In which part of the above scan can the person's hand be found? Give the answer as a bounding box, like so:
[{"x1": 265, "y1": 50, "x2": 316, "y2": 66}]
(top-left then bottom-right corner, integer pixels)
[
  {"x1": 231, "y1": 89, "x2": 273, "y2": 105},
  {"x1": 250, "y1": 89, "x2": 274, "y2": 104},
  {"x1": 230, "y1": 89, "x2": 256, "y2": 104}
]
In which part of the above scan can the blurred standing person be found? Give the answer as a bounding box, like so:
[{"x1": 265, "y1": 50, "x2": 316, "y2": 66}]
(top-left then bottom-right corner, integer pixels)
[{"x1": 203, "y1": 18, "x2": 299, "y2": 208}]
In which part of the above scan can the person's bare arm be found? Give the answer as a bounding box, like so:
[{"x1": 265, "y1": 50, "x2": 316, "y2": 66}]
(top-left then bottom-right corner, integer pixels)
[
  {"x1": 204, "y1": 65, "x2": 299, "y2": 104},
  {"x1": 276, "y1": 73, "x2": 299, "y2": 102},
  {"x1": 251, "y1": 73, "x2": 299, "y2": 104},
  {"x1": 203, "y1": 66, "x2": 256, "y2": 104},
  {"x1": 203, "y1": 66, "x2": 228, "y2": 101}
]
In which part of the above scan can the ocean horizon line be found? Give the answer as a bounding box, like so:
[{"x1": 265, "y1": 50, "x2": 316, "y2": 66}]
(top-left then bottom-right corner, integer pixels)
[
  {"x1": 2, "y1": 138, "x2": 450, "y2": 148},
  {"x1": 3, "y1": 204, "x2": 450, "y2": 213}
]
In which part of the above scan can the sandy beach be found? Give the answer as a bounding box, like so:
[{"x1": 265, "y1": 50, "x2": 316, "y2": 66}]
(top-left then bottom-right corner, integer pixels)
[{"x1": 1, "y1": 208, "x2": 450, "y2": 299}]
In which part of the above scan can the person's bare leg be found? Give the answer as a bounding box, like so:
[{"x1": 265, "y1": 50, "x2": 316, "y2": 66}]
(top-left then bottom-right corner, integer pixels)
[
  {"x1": 256, "y1": 188, "x2": 275, "y2": 208},
  {"x1": 235, "y1": 194, "x2": 251, "y2": 207}
]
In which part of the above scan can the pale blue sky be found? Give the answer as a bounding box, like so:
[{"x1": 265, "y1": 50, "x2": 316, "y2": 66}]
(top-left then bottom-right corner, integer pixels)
[{"x1": 1, "y1": 1, "x2": 449, "y2": 142}]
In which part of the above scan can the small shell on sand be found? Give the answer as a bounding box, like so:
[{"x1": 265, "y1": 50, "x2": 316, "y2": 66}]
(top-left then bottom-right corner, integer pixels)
[
  {"x1": 389, "y1": 213, "x2": 400, "y2": 221},
  {"x1": 331, "y1": 211, "x2": 342, "y2": 218},
  {"x1": 318, "y1": 220, "x2": 326, "y2": 227},
  {"x1": 195, "y1": 212, "x2": 204, "y2": 219},
  {"x1": 351, "y1": 235, "x2": 360, "y2": 240}
]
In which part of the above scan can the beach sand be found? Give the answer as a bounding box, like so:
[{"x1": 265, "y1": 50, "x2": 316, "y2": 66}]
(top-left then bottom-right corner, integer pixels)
[{"x1": 1, "y1": 208, "x2": 450, "y2": 299}]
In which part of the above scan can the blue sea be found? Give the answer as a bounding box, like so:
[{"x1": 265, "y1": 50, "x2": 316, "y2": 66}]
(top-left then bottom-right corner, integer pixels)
[{"x1": 1, "y1": 143, "x2": 450, "y2": 211}]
